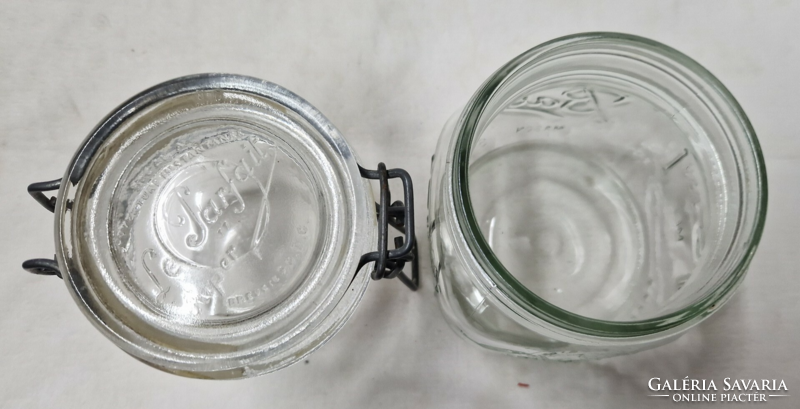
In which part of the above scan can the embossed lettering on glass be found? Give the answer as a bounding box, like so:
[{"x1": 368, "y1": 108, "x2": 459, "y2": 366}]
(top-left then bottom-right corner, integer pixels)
[{"x1": 112, "y1": 123, "x2": 320, "y2": 322}]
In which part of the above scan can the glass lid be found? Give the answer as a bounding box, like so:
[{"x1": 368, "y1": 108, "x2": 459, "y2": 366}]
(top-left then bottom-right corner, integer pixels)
[{"x1": 54, "y1": 74, "x2": 377, "y2": 378}]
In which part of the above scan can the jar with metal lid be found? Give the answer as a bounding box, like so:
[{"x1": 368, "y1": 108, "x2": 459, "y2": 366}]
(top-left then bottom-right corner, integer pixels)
[{"x1": 428, "y1": 33, "x2": 767, "y2": 359}]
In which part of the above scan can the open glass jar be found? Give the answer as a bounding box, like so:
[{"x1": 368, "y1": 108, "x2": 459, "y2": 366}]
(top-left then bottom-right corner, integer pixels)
[
  {"x1": 428, "y1": 33, "x2": 767, "y2": 359},
  {"x1": 23, "y1": 32, "x2": 766, "y2": 378}
]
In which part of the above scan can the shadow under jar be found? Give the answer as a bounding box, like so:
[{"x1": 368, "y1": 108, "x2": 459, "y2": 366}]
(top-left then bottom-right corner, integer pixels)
[{"x1": 428, "y1": 33, "x2": 767, "y2": 359}]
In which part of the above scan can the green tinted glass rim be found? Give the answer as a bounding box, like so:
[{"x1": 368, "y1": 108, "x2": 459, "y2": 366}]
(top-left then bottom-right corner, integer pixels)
[{"x1": 451, "y1": 32, "x2": 768, "y2": 338}]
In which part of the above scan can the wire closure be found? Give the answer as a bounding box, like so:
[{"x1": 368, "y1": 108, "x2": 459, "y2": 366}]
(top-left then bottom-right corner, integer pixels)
[
  {"x1": 22, "y1": 179, "x2": 64, "y2": 278},
  {"x1": 22, "y1": 258, "x2": 61, "y2": 279},
  {"x1": 356, "y1": 163, "x2": 419, "y2": 291},
  {"x1": 28, "y1": 178, "x2": 61, "y2": 213}
]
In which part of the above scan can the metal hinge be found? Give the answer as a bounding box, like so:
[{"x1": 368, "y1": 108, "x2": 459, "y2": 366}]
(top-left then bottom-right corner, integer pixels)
[
  {"x1": 356, "y1": 163, "x2": 419, "y2": 291},
  {"x1": 22, "y1": 178, "x2": 63, "y2": 278}
]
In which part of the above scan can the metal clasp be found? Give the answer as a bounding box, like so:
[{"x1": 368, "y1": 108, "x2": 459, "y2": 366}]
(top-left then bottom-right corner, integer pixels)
[
  {"x1": 357, "y1": 163, "x2": 419, "y2": 291},
  {"x1": 22, "y1": 179, "x2": 63, "y2": 278}
]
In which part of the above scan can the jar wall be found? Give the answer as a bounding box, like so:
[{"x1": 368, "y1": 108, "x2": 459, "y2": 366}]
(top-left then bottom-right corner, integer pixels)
[
  {"x1": 427, "y1": 33, "x2": 766, "y2": 360},
  {"x1": 429, "y1": 112, "x2": 680, "y2": 359}
]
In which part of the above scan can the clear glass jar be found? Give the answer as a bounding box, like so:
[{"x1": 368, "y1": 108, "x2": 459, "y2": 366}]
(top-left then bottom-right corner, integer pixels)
[
  {"x1": 428, "y1": 33, "x2": 767, "y2": 359},
  {"x1": 26, "y1": 74, "x2": 421, "y2": 380},
  {"x1": 34, "y1": 75, "x2": 396, "y2": 378}
]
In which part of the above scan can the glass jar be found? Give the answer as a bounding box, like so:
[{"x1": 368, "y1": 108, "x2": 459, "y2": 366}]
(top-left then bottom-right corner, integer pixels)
[
  {"x1": 24, "y1": 74, "x2": 418, "y2": 378},
  {"x1": 428, "y1": 33, "x2": 767, "y2": 359}
]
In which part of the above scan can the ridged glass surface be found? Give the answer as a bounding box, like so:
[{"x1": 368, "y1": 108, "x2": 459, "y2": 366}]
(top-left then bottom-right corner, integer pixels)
[
  {"x1": 469, "y1": 79, "x2": 716, "y2": 321},
  {"x1": 429, "y1": 34, "x2": 765, "y2": 359},
  {"x1": 110, "y1": 121, "x2": 323, "y2": 323}
]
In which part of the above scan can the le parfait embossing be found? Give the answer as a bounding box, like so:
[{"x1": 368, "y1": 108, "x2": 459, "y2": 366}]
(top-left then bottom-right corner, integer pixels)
[{"x1": 121, "y1": 129, "x2": 281, "y2": 312}]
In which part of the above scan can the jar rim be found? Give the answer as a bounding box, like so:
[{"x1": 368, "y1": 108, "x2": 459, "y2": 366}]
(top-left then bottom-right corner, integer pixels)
[{"x1": 451, "y1": 32, "x2": 768, "y2": 337}]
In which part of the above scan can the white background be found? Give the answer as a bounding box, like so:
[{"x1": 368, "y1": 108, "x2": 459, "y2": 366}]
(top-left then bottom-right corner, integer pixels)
[{"x1": 1, "y1": 1, "x2": 797, "y2": 408}]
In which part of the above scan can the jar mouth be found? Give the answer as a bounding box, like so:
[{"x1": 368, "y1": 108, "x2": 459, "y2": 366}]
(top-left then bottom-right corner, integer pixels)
[{"x1": 451, "y1": 32, "x2": 768, "y2": 337}]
